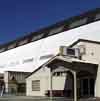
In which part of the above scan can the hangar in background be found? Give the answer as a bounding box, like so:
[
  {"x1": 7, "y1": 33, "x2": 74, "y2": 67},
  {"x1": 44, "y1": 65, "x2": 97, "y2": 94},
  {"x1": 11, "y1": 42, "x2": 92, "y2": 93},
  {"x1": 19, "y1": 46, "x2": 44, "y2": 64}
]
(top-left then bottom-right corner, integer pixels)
[{"x1": 0, "y1": 8, "x2": 99, "y2": 96}]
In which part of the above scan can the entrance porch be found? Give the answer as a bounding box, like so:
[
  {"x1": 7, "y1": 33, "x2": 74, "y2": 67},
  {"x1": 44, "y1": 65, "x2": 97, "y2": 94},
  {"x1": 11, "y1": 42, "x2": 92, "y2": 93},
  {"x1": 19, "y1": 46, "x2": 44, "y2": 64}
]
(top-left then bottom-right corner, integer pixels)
[{"x1": 46, "y1": 56, "x2": 98, "y2": 100}]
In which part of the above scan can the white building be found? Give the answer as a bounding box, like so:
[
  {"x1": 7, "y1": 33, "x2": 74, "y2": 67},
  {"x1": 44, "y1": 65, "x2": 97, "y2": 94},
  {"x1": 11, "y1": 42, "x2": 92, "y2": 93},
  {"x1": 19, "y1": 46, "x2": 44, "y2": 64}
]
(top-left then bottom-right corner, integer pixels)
[
  {"x1": 26, "y1": 39, "x2": 100, "y2": 99},
  {"x1": 0, "y1": 8, "x2": 99, "y2": 97}
]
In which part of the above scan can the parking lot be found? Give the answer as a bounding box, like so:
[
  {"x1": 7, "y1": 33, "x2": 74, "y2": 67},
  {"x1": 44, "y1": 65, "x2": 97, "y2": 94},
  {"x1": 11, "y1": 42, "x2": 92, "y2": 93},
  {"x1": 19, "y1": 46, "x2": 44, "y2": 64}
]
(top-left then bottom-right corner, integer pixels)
[{"x1": 0, "y1": 96, "x2": 99, "y2": 101}]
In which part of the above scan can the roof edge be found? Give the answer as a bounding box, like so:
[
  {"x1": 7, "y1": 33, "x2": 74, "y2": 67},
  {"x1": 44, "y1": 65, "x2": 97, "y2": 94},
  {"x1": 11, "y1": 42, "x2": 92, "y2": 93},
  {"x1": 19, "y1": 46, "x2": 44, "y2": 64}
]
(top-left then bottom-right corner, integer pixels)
[{"x1": 69, "y1": 39, "x2": 100, "y2": 47}]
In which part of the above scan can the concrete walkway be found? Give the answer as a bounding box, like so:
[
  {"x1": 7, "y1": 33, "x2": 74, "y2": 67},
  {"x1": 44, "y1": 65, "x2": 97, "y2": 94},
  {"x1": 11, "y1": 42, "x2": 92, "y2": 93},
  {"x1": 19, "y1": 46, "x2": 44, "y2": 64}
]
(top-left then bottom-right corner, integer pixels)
[{"x1": 0, "y1": 96, "x2": 99, "y2": 101}]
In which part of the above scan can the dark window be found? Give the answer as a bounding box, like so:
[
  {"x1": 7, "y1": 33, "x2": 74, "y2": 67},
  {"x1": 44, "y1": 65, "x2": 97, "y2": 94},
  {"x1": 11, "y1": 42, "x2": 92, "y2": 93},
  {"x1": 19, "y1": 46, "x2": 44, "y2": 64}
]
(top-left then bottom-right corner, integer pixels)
[
  {"x1": 89, "y1": 78, "x2": 94, "y2": 96},
  {"x1": 67, "y1": 48, "x2": 75, "y2": 55},
  {"x1": 32, "y1": 80, "x2": 40, "y2": 91},
  {"x1": 83, "y1": 79, "x2": 88, "y2": 96}
]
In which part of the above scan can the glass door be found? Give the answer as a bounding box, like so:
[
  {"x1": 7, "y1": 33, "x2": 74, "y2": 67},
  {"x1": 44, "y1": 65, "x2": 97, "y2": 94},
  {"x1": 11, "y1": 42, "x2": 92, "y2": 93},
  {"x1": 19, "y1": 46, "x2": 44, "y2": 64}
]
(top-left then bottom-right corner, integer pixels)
[{"x1": 80, "y1": 78, "x2": 94, "y2": 98}]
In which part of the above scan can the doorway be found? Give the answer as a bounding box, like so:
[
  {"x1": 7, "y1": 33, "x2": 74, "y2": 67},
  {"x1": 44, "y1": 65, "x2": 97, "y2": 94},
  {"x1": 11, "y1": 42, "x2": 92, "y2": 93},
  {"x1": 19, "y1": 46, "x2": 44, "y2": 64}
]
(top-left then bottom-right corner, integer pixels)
[{"x1": 79, "y1": 78, "x2": 94, "y2": 98}]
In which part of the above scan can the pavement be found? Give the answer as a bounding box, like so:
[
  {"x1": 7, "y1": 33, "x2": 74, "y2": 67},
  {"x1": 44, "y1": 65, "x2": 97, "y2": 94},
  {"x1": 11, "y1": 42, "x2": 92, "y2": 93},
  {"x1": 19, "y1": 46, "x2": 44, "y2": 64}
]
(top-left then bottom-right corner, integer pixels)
[{"x1": 0, "y1": 96, "x2": 100, "y2": 101}]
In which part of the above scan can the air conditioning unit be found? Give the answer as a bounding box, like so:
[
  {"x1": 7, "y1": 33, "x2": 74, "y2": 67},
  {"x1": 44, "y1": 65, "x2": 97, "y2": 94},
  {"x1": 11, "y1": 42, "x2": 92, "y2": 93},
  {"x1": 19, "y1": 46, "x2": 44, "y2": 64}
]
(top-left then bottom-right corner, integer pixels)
[{"x1": 59, "y1": 46, "x2": 80, "y2": 58}]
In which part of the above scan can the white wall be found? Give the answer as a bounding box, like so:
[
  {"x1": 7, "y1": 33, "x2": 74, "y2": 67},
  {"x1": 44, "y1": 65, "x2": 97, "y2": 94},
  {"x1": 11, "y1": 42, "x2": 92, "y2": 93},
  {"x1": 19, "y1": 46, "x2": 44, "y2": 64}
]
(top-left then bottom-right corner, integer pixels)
[
  {"x1": 95, "y1": 63, "x2": 100, "y2": 97},
  {"x1": 4, "y1": 71, "x2": 9, "y2": 93},
  {"x1": 26, "y1": 67, "x2": 50, "y2": 96}
]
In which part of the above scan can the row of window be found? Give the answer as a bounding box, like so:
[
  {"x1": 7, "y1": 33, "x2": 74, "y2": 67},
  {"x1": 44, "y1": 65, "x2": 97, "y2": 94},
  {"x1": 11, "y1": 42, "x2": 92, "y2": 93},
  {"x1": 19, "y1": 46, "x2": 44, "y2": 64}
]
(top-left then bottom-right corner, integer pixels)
[
  {"x1": 0, "y1": 9, "x2": 99, "y2": 53},
  {"x1": 53, "y1": 72, "x2": 67, "y2": 77}
]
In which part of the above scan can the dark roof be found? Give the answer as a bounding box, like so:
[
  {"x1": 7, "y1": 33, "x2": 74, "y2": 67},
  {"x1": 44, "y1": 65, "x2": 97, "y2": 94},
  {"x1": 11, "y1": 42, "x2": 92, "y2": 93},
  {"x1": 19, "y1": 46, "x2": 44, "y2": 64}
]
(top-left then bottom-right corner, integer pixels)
[
  {"x1": 0, "y1": 8, "x2": 100, "y2": 53},
  {"x1": 69, "y1": 39, "x2": 100, "y2": 47}
]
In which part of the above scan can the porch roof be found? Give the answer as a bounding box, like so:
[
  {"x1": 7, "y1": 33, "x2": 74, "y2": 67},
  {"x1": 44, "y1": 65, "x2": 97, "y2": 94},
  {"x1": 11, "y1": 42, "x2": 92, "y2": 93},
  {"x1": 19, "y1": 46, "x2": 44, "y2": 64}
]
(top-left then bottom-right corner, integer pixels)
[
  {"x1": 45, "y1": 55, "x2": 98, "y2": 75},
  {"x1": 46, "y1": 55, "x2": 98, "y2": 66},
  {"x1": 26, "y1": 55, "x2": 98, "y2": 79}
]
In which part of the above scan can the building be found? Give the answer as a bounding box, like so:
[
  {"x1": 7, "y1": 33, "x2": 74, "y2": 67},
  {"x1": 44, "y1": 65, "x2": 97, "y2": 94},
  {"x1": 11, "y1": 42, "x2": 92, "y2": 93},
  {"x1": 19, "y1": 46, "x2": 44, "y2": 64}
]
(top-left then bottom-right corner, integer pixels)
[
  {"x1": 0, "y1": 8, "x2": 99, "y2": 96},
  {"x1": 26, "y1": 39, "x2": 100, "y2": 99},
  {"x1": 4, "y1": 71, "x2": 30, "y2": 95}
]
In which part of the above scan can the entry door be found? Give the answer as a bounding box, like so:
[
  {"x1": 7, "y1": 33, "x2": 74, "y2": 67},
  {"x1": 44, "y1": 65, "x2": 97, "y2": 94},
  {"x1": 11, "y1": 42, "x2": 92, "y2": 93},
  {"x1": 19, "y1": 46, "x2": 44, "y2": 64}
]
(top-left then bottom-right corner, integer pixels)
[
  {"x1": 82, "y1": 79, "x2": 88, "y2": 97},
  {"x1": 80, "y1": 78, "x2": 94, "y2": 98}
]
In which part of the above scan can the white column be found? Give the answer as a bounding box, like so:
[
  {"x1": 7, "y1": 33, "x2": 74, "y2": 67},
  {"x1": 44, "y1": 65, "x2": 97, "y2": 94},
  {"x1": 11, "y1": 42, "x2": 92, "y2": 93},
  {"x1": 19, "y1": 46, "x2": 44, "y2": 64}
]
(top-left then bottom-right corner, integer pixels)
[
  {"x1": 50, "y1": 71, "x2": 53, "y2": 101},
  {"x1": 95, "y1": 63, "x2": 100, "y2": 97},
  {"x1": 73, "y1": 72, "x2": 77, "y2": 101}
]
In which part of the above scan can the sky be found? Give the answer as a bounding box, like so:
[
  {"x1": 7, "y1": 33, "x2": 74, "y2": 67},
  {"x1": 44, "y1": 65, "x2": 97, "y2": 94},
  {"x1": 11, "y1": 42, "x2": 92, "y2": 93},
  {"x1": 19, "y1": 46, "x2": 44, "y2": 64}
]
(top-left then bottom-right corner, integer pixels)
[{"x1": 0, "y1": 0, "x2": 100, "y2": 44}]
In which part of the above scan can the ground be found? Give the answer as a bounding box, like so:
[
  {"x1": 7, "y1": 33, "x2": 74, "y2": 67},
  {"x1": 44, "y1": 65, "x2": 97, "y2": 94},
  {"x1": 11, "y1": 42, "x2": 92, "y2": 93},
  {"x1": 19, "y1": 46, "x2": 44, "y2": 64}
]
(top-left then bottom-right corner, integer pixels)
[{"x1": 0, "y1": 96, "x2": 99, "y2": 101}]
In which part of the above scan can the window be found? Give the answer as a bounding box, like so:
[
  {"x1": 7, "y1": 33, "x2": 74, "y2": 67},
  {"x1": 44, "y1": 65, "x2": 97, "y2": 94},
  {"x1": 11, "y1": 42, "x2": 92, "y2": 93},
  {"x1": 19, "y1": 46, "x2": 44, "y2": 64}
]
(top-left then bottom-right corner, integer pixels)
[
  {"x1": 31, "y1": 34, "x2": 44, "y2": 42},
  {"x1": 8, "y1": 43, "x2": 16, "y2": 49},
  {"x1": 95, "y1": 13, "x2": 100, "y2": 20},
  {"x1": 0, "y1": 48, "x2": 5, "y2": 53},
  {"x1": 18, "y1": 39, "x2": 28, "y2": 46},
  {"x1": 32, "y1": 80, "x2": 40, "y2": 91},
  {"x1": 69, "y1": 18, "x2": 87, "y2": 28},
  {"x1": 53, "y1": 72, "x2": 67, "y2": 77},
  {"x1": 67, "y1": 48, "x2": 75, "y2": 55}
]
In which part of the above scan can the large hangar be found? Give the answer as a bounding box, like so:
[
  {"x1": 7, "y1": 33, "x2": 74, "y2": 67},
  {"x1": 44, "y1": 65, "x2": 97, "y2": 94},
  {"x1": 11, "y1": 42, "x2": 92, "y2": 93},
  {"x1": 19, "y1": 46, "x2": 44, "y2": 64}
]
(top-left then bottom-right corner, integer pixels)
[{"x1": 0, "y1": 8, "x2": 100, "y2": 73}]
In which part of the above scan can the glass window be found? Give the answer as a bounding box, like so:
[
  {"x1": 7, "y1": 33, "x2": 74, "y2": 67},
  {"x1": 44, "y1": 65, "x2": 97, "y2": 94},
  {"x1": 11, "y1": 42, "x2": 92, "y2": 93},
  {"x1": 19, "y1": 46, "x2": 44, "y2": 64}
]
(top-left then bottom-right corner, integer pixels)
[
  {"x1": 89, "y1": 78, "x2": 94, "y2": 96},
  {"x1": 32, "y1": 80, "x2": 40, "y2": 91},
  {"x1": 18, "y1": 39, "x2": 28, "y2": 46}
]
